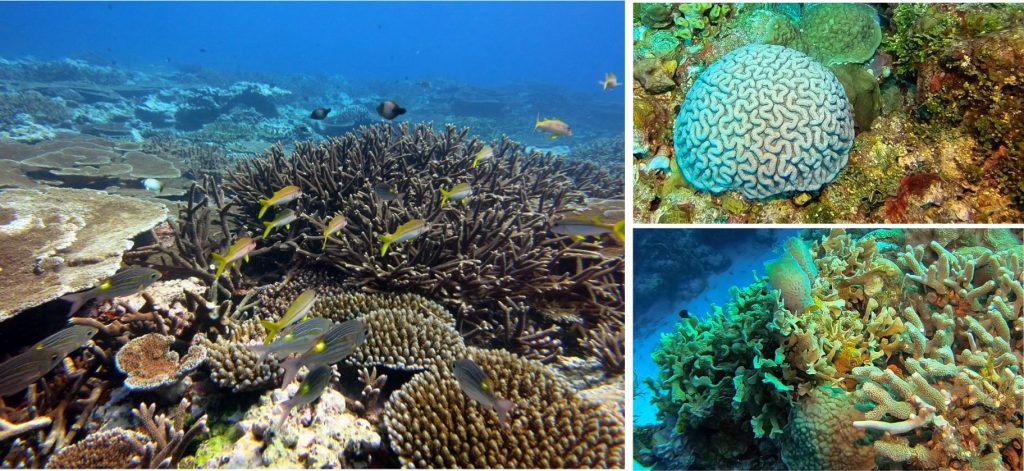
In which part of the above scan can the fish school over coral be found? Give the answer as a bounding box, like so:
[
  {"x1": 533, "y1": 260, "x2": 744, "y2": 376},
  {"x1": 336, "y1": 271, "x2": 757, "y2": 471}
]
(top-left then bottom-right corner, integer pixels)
[{"x1": 0, "y1": 1, "x2": 624, "y2": 468}]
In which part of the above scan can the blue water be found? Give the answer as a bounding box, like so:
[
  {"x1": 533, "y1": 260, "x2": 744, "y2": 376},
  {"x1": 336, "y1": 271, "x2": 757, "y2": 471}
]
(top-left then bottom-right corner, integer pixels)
[
  {"x1": 632, "y1": 229, "x2": 798, "y2": 427},
  {"x1": 0, "y1": 1, "x2": 623, "y2": 92}
]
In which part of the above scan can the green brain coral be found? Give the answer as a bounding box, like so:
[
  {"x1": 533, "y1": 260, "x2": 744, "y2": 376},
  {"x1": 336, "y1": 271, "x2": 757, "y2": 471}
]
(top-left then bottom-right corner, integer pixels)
[{"x1": 801, "y1": 3, "x2": 882, "y2": 65}]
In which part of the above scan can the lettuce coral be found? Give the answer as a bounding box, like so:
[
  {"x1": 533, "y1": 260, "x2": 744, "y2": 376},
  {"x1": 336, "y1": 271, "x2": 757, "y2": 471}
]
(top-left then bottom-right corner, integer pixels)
[{"x1": 644, "y1": 229, "x2": 1022, "y2": 470}]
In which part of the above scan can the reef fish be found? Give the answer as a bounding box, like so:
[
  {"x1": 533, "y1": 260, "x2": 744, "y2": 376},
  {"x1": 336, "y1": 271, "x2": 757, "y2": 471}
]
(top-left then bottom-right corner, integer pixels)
[
  {"x1": 373, "y1": 184, "x2": 405, "y2": 202},
  {"x1": 376, "y1": 100, "x2": 406, "y2": 120},
  {"x1": 471, "y1": 145, "x2": 494, "y2": 168},
  {"x1": 277, "y1": 364, "x2": 333, "y2": 426},
  {"x1": 600, "y1": 72, "x2": 620, "y2": 90},
  {"x1": 322, "y1": 214, "x2": 348, "y2": 250},
  {"x1": 258, "y1": 185, "x2": 302, "y2": 219},
  {"x1": 248, "y1": 317, "x2": 333, "y2": 360},
  {"x1": 0, "y1": 346, "x2": 65, "y2": 397},
  {"x1": 452, "y1": 358, "x2": 514, "y2": 426},
  {"x1": 380, "y1": 218, "x2": 431, "y2": 256},
  {"x1": 211, "y1": 236, "x2": 257, "y2": 279},
  {"x1": 261, "y1": 209, "x2": 298, "y2": 239},
  {"x1": 141, "y1": 178, "x2": 163, "y2": 193},
  {"x1": 280, "y1": 319, "x2": 368, "y2": 387},
  {"x1": 535, "y1": 115, "x2": 572, "y2": 139},
  {"x1": 34, "y1": 325, "x2": 98, "y2": 357},
  {"x1": 261, "y1": 289, "x2": 317, "y2": 344},
  {"x1": 61, "y1": 267, "x2": 162, "y2": 315},
  {"x1": 310, "y1": 107, "x2": 331, "y2": 120},
  {"x1": 551, "y1": 217, "x2": 625, "y2": 242},
  {"x1": 439, "y1": 182, "x2": 472, "y2": 207}
]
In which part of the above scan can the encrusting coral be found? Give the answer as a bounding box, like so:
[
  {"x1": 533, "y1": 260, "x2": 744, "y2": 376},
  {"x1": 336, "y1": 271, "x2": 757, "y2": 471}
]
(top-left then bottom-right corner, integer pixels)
[
  {"x1": 383, "y1": 347, "x2": 625, "y2": 469},
  {"x1": 642, "y1": 228, "x2": 1023, "y2": 470}
]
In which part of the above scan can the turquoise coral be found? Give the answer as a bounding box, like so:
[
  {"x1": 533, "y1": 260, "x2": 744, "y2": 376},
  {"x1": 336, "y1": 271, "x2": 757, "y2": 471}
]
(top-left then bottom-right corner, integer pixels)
[{"x1": 673, "y1": 44, "x2": 855, "y2": 199}]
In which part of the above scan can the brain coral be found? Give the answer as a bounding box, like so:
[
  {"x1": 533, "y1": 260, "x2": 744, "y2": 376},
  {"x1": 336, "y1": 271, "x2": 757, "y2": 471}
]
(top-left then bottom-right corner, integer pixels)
[{"x1": 673, "y1": 44, "x2": 855, "y2": 199}]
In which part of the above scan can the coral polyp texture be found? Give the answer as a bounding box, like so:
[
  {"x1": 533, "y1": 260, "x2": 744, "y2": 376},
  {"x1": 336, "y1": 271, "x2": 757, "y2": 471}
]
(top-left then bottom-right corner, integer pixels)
[
  {"x1": 638, "y1": 228, "x2": 1023, "y2": 470},
  {"x1": 674, "y1": 44, "x2": 854, "y2": 200},
  {"x1": 384, "y1": 347, "x2": 625, "y2": 468}
]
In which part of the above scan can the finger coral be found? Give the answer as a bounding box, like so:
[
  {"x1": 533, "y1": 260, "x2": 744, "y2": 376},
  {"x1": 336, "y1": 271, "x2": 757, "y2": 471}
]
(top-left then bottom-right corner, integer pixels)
[
  {"x1": 673, "y1": 44, "x2": 855, "y2": 200},
  {"x1": 194, "y1": 319, "x2": 282, "y2": 392},
  {"x1": 383, "y1": 347, "x2": 625, "y2": 468}
]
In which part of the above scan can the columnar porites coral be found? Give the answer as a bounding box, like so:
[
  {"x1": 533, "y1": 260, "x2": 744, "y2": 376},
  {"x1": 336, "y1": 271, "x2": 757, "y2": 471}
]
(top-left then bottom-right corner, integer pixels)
[
  {"x1": 642, "y1": 229, "x2": 1023, "y2": 470},
  {"x1": 673, "y1": 44, "x2": 855, "y2": 200}
]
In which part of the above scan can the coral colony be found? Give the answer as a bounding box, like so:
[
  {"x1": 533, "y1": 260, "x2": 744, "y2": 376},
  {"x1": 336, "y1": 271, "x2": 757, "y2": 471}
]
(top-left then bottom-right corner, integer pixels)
[
  {"x1": 636, "y1": 228, "x2": 1023, "y2": 471},
  {"x1": 634, "y1": 3, "x2": 1024, "y2": 223}
]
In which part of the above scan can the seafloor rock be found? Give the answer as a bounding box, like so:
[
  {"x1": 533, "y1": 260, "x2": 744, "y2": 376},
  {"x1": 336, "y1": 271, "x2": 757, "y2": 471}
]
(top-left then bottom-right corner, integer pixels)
[
  {"x1": 195, "y1": 381, "x2": 380, "y2": 469},
  {"x1": 0, "y1": 187, "x2": 168, "y2": 321},
  {"x1": 136, "y1": 81, "x2": 292, "y2": 131}
]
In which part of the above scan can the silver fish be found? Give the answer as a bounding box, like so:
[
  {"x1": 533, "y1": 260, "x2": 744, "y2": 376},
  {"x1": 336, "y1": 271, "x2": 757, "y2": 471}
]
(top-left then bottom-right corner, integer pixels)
[
  {"x1": 0, "y1": 347, "x2": 64, "y2": 397},
  {"x1": 278, "y1": 364, "x2": 333, "y2": 426},
  {"x1": 248, "y1": 318, "x2": 333, "y2": 360},
  {"x1": 280, "y1": 319, "x2": 368, "y2": 387},
  {"x1": 373, "y1": 184, "x2": 405, "y2": 202},
  {"x1": 34, "y1": 325, "x2": 98, "y2": 357},
  {"x1": 60, "y1": 267, "x2": 162, "y2": 315},
  {"x1": 452, "y1": 358, "x2": 514, "y2": 426}
]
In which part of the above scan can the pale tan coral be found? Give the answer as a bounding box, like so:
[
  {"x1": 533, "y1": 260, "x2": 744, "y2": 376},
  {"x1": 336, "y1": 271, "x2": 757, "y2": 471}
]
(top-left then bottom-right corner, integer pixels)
[
  {"x1": 345, "y1": 307, "x2": 466, "y2": 371},
  {"x1": 382, "y1": 347, "x2": 625, "y2": 468},
  {"x1": 194, "y1": 319, "x2": 281, "y2": 392},
  {"x1": 115, "y1": 333, "x2": 206, "y2": 390}
]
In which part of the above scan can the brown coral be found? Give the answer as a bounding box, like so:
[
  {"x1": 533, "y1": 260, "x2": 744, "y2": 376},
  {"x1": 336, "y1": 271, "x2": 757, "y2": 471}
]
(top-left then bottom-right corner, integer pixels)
[
  {"x1": 383, "y1": 347, "x2": 625, "y2": 468},
  {"x1": 45, "y1": 428, "x2": 152, "y2": 469},
  {"x1": 194, "y1": 319, "x2": 281, "y2": 392},
  {"x1": 115, "y1": 333, "x2": 206, "y2": 391},
  {"x1": 346, "y1": 308, "x2": 466, "y2": 371}
]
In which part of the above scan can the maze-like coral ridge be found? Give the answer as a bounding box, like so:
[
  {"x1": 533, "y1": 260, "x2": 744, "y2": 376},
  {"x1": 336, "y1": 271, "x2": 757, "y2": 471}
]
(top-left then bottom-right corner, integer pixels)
[{"x1": 673, "y1": 44, "x2": 855, "y2": 199}]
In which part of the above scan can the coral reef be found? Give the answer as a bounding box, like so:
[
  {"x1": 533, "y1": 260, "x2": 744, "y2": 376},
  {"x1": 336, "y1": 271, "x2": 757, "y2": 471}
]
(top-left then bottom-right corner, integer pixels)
[
  {"x1": 0, "y1": 187, "x2": 167, "y2": 321},
  {"x1": 674, "y1": 45, "x2": 854, "y2": 199},
  {"x1": 194, "y1": 319, "x2": 282, "y2": 392},
  {"x1": 801, "y1": 3, "x2": 882, "y2": 65},
  {"x1": 136, "y1": 82, "x2": 292, "y2": 131},
  {"x1": 640, "y1": 229, "x2": 1023, "y2": 470},
  {"x1": 383, "y1": 347, "x2": 625, "y2": 468}
]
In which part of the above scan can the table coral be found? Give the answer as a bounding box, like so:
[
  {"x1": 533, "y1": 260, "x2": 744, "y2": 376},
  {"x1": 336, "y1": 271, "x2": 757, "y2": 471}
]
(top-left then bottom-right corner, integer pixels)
[
  {"x1": 673, "y1": 44, "x2": 855, "y2": 200},
  {"x1": 115, "y1": 333, "x2": 206, "y2": 391}
]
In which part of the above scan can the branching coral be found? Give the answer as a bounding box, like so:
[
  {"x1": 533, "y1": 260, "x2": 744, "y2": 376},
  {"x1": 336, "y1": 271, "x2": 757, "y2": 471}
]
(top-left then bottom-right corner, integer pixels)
[{"x1": 220, "y1": 122, "x2": 622, "y2": 327}]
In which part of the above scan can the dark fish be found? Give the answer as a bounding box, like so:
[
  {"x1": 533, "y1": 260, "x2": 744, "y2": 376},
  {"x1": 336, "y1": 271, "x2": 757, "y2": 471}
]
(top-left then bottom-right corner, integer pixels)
[
  {"x1": 376, "y1": 100, "x2": 406, "y2": 120},
  {"x1": 60, "y1": 267, "x2": 162, "y2": 315},
  {"x1": 34, "y1": 325, "x2": 98, "y2": 357},
  {"x1": 278, "y1": 364, "x2": 333, "y2": 426},
  {"x1": 0, "y1": 347, "x2": 64, "y2": 397},
  {"x1": 310, "y1": 107, "x2": 331, "y2": 120},
  {"x1": 280, "y1": 319, "x2": 368, "y2": 386},
  {"x1": 248, "y1": 318, "x2": 333, "y2": 360},
  {"x1": 678, "y1": 309, "x2": 691, "y2": 319},
  {"x1": 199, "y1": 48, "x2": 207, "y2": 53},
  {"x1": 452, "y1": 358, "x2": 514, "y2": 426},
  {"x1": 373, "y1": 184, "x2": 405, "y2": 202}
]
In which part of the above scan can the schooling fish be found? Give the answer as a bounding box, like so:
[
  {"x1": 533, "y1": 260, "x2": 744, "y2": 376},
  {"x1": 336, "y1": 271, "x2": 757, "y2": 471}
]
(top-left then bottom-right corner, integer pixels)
[
  {"x1": 0, "y1": 346, "x2": 65, "y2": 397},
  {"x1": 373, "y1": 184, "x2": 405, "y2": 202},
  {"x1": 210, "y1": 236, "x2": 257, "y2": 279},
  {"x1": 248, "y1": 317, "x2": 333, "y2": 360},
  {"x1": 261, "y1": 209, "x2": 298, "y2": 239},
  {"x1": 535, "y1": 115, "x2": 572, "y2": 139},
  {"x1": 600, "y1": 72, "x2": 620, "y2": 90},
  {"x1": 380, "y1": 219, "x2": 431, "y2": 256},
  {"x1": 551, "y1": 217, "x2": 625, "y2": 243},
  {"x1": 471, "y1": 145, "x2": 494, "y2": 168},
  {"x1": 310, "y1": 107, "x2": 331, "y2": 120},
  {"x1": 321, "y1": 214, "x2": 348, "y2": 250},
  {"x1": 439, "y1": 183, "x2": 472, "y2": 208},
  {"x1": 376, "y1": 100, "x2": 407, "y2": 120},
  {"x1": 34, "y1": 325, "x2": 98, "y2": 357},
  {"x1": 258, "y1": 185, "x2": 302, "y2": 219},
  {"x1": 277, "y1": 364, "x2": 333, "y2": 426},
  {"x1": 280, "y1": 319, "x2": 367, "y2": 387},
  {"x1": 452, "y1": 358, "x2": 514, "y2": 426},
  {"x1": 261, "y1": 290, "x2": 317, "y2": 344},
  {"x1": 61, "y1": 267, "x2": 162, "y2": 315},
  {"x1": 141, "y1": 178, "x2": 163, "y2": 194}
]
